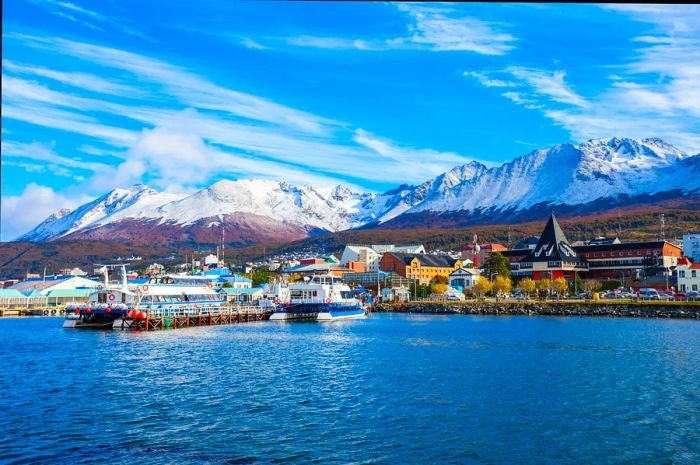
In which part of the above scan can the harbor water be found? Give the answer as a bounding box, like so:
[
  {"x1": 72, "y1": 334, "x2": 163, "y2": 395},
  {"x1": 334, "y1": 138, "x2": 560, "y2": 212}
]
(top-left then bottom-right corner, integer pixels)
[{"x1": 1, "y1": 313, "x2": 699, "y2": 464}]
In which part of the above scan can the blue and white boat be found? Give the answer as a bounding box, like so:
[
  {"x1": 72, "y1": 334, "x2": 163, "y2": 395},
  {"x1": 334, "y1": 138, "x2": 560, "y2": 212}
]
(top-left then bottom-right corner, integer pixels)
[
  {"x1": 269, "y1": 274, "x2": 368, "y2": 322},
  {"x1": 64, "y1": 266, "x2": 226, "y2": 329}
]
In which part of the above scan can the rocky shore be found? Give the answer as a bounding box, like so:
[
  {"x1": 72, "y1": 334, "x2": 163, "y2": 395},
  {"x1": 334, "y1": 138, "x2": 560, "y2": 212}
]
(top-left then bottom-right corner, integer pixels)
[{"x1": 374, "y1": 301, "x2": 700, "y2": 319}]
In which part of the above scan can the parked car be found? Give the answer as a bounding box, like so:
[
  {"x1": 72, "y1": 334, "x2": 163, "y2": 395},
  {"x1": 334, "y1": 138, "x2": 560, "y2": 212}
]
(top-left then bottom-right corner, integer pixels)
[
  {"x1": 638, "y1": 288, "x2": 661, "y2": 300},
  {"x1": 657, "y1": 293, "x2": 674, "y2": 301},
  {"x1": 686, "y1": 290, "x2": 700, "y2": 301},
  {"x1": 605, "y1": 292, "x2": 625, "y2": 299},
  {"x1": 673, "y1": 292, "x2": 687, "y2": 301}
]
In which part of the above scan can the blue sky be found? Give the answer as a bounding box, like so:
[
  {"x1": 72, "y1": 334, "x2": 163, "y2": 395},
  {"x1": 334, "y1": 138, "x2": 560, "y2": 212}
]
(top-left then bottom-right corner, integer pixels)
[{"x1": 2, "y1": 2, "x2": 700, "y2": 240}]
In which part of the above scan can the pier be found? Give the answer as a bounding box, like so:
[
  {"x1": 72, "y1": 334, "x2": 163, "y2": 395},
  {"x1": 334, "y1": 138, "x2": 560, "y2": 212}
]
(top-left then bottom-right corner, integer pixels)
[
  {"x1": 113, "y1": 306, "x2": 270, "y2": 331},
  {"x1": 374, "y1": 300, "x2": 700, "y2": 319}
]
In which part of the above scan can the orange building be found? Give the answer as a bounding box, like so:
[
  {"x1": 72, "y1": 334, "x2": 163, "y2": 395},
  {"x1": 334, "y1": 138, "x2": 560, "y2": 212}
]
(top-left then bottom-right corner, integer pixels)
[{"x1": 379, "y1": 253, "x2": 462, "y2": 285}]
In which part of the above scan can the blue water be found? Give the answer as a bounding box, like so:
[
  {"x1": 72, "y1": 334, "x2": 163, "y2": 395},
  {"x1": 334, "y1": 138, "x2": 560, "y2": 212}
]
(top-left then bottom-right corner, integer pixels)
[{"x1": 1, "y1": 314, "x2": 699, "y2": 465}]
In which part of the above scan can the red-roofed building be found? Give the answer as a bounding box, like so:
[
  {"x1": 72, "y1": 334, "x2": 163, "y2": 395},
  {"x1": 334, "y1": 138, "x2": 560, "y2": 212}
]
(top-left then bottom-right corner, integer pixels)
[
  {"x1": 676, "y1": 259, "x2": 700, "y2": 292},
  {"x1": 461, "y1": 243, "x2": 507, "y2": 267}
]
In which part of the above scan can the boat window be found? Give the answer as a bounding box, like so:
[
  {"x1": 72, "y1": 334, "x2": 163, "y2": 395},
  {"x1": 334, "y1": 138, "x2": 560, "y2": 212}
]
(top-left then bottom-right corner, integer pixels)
[
  {"x1": 341, "y1": 291, "x2": 353, "y2": 299},
  {"x1": 98, "y1": 293, "x2": 106, "y2": 303}
]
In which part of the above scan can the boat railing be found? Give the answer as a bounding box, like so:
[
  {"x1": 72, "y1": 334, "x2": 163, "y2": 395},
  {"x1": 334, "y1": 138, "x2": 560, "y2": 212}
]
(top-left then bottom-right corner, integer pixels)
[{"x1": 143, "y1": 303, "x2": 265, "y2": 318}]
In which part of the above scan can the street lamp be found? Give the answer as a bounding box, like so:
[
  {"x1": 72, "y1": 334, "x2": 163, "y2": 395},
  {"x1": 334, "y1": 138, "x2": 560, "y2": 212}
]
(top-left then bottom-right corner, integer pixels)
[
  {"x1": 490, "y1": 271, "x2": 498, "y2": 300},
  {"x1": 616, "y1": 270, "x2": 625, "y2": 291}
]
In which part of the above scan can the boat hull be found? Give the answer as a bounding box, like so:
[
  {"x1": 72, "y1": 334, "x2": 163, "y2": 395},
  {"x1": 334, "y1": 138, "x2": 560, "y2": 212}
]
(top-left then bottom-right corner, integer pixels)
[{"x1": 271, "y1": 303, "x2": 367, "y2": 322}]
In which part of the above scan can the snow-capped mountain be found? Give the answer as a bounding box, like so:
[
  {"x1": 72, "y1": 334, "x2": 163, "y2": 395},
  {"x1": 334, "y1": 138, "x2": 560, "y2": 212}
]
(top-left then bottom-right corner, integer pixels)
[{"x1": 18, "y1": 137, "x2": 700, "y2": 244}]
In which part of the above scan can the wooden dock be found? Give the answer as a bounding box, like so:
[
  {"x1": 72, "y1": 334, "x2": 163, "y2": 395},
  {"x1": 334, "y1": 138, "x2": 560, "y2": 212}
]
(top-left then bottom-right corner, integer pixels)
[{"x1": 112, "y1": 307, "x2": 270, "y2": 331}]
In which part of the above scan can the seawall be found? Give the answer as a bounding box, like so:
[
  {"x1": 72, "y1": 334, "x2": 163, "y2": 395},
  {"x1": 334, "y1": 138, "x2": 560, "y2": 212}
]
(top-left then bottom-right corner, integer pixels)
[{"x1": 374, "y1": 301, "x2": 700, "y2": 319}]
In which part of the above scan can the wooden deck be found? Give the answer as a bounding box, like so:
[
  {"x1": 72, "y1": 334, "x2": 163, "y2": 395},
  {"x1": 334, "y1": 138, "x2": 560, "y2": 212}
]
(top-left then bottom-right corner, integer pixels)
[{"x1": 112, "y1": 307, "x2": 270, "y2": 331}]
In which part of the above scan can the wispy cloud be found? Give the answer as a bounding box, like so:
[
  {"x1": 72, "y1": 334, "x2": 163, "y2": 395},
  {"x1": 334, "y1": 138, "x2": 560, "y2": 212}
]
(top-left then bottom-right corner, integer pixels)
[
  {"x1": 463, "y1": 71, "x2": 515, "y2": 87},
  {"x1": 3, "y1": 33, "x2": 480, "y2": 195},
  {"x1": 23, "y1": 0, "x2": 149, "y2": 39},
  {"x1": 1, "y1": 140, "x2": 111, "y2": 173},
  {"x1": 278, "y1": 3, "x2": 516, "y2": 55},
  {"x1": 465, "y1": 5, "x2": 700, "y2": 152},
  {"x1": 3, "y1": 59, "x2": 143, "y2": 98}
]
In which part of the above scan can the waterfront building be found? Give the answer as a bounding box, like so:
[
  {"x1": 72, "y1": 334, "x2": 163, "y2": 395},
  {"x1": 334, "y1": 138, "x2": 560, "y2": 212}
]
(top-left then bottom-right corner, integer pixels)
[
  {"x1": 676, "y1": 258, "x2": 700, "y2": 292},
  {"x1": 342, "y1": 270, "x2": 411, "y2": 289},
  {"x1": 505, "y1": 214, "x2": 588, "y2": 280},
  {"x1": 147, "y1": 263, "x2": 165, "y2": 275},
  {"x1": 503, "y1": 214, "x2": 683, "y2": 286},
  {"x1": 340, "y1": 244, "x2": 425, "y2": 273},
  {"x1": 379, "y1": 252, "x2": 462, "y2": 285},
  {"x1": 9, "y1": 275, "x2": 101, "y2": 296},
  {"x1": 448, "y1": 268, "x2": 482, "y2": 290},
  {"x1": 684, "y1": 233, "x2": 700, "y2": 261},
  {"x1": 58, "y1": 267, "x2": 88, "y2": 276},
  {"x1": 461, "y1": 243, "x2": 507, "y2": 267}
]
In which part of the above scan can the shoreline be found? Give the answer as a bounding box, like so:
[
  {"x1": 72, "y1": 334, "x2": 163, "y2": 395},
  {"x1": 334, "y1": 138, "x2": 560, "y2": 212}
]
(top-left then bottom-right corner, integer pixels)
[{"x1": 374, "y1": 301, "x2": 700, "y2": 320}]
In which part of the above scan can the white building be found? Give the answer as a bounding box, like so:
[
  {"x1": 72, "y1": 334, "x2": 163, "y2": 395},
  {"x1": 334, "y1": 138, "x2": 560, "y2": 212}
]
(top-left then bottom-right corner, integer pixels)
[
  {"x1": 683, "y1": 233, "x2": 700, "y2": 262},
  {"x1": 448, "y1": 268, "x2": 482, "y2": 290},
  {"x1": 10, "y1": 275, "x2": 101, "y2": 296},
  {"x1": 676, "y1": 259, "x2": 700, "y2": 292},
  {"x1": 340, "y1": 244, "x2": 425, "y2": 272}
]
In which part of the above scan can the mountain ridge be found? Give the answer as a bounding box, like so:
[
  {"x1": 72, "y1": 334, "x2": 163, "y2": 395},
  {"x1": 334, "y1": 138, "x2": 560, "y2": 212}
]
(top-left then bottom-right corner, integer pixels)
[{"x1": 17, "y1": 137, "x2": 700, "y2": 244}]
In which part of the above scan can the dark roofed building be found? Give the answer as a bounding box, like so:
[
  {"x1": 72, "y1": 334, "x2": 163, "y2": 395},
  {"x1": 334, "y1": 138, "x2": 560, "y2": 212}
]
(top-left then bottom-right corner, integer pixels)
[
  {"x1": 513, "y1": 236, "x2": 540, "y2": 251},
  {"x1": 511, "y1": 213, "x2": 588, "y2": 280},
  {"x1": 505, "y1": 214, "x2": 682, "y2": 287}
]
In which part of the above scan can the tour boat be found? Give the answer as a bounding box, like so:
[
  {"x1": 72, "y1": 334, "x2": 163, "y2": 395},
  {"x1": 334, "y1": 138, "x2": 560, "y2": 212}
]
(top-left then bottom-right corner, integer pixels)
[
  {"x1": 64, "y1": 266, "x2": 226, "y2": 329},
  {"x1": 269, "y1": 274, "x2": 368, "y2": 322}
]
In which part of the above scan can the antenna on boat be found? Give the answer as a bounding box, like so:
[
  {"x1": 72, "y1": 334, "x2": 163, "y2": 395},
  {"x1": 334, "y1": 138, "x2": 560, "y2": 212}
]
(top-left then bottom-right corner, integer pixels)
[{"x1": 121, "y1": 264, "x2": 128, "y2": 292}]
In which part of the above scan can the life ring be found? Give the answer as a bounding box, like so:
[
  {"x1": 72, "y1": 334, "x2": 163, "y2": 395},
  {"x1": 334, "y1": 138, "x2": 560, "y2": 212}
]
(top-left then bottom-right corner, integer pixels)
[
  {"x1": 108, "y1": 294, "x2": 116, "y2": 301},
  {"x1": 325, "y1": 298, "x2": 332, "y2": 304},
  {"x1": 207, "y1": 282, "x2": 213, "y2": 289},
  {"x1": 96, "y1": 284, "x2": 104, "y2": 290},
  {"x1": 274, "y1": 297, "x2": 280, "y2": 304},
  {"x1": 142, "y1": 284, "x2": 149, "y2": 292}
]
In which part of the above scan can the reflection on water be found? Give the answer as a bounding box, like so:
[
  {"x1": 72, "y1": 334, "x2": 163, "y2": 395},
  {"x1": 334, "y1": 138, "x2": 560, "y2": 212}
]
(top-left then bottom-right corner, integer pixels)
[{"x1": 0, "y1": 314, "x2": 699, "y2": 464}]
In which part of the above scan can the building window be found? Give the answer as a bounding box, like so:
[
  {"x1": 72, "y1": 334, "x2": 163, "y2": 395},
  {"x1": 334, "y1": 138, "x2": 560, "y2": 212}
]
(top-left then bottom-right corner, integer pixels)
[
  {"x1": 693, "y1": 270, "x2": 697, "y2": 278},
  {"x1": 680, "y1": 270, "x2": 686, "y2": 278},
  {"x1": 693, "y1": 284, "x2": 698, "y2": 291}
]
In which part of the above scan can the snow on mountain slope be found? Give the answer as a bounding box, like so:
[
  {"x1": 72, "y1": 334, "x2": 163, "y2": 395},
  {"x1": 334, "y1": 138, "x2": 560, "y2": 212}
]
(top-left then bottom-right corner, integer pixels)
[
  {"x1": 154, "y1": 179, "x2": 378, "y2": 231},
  {"x1": 18, "y1": 185, "x2": 183, "y2": 241},
  {"x1": 17, "y1": 137, "x2": 700, "y2": 242},
  {"x1": 403, "y1": 137, "x2": 699, "y2": 216}
]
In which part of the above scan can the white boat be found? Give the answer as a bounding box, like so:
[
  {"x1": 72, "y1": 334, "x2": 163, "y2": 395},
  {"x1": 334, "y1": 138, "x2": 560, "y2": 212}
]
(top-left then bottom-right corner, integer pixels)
[
  {"x1": 64, "y1": 266, "x2": 227, "y2": 329},
  {"x1": 269, "y1": 274, "x2": 368, "y2": 322}
]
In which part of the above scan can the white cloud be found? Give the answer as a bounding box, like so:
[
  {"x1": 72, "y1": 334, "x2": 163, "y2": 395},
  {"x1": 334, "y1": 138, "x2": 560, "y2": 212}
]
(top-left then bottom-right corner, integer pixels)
[
  {"x1": 0, "y1": 184, "x2": 89, "y2": 240},
  {"x1": 10, "y1": 33, "x2": 338, "y2": 136},
  {"x1": 1, "y1": 140, "x2": 111, "y2": 173},
  {"x1": 465, "y1": 5, "x2": 700, "y2": 154},
  {"x1": 463, "y1": 71, "x2": 515, "y2": 87},
  {"x1": 281, "y1": 3, "x2": 515, "y2": 55},
  {"x1": 3, "y1": 59, "x2": 142, "y2": 98},
  {"x1": 240, "y1": 37, "x2": 269, "y2": 50},
  {"x1": 505, "y1": 67, "x2": 588, "y2": 107}
]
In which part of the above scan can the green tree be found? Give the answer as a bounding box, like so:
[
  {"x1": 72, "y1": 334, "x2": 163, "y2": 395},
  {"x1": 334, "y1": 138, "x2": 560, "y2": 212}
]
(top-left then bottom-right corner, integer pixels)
[
  {"x1": 482, "y1": 251, "x2": 511, "y2": 281},
  {"x1": 518, "y1": 277, "x2": 536, "y2": 296},
  {"x1": 247, "y1": 266, "x2": 272, "y2": 287},
  {"x1": 221, "y1": 282, "x2": 233, "y2": 288}
]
